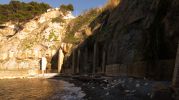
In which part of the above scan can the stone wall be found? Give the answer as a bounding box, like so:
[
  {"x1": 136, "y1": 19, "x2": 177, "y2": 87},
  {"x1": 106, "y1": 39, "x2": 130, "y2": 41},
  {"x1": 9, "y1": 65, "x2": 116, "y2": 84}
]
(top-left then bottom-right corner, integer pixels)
[
  {"x1": 62, "y1": 43, "x2": 174, "y2": 80},
  {"x1": 105, "y1": 60, "x2": 174, "y2": 79}
]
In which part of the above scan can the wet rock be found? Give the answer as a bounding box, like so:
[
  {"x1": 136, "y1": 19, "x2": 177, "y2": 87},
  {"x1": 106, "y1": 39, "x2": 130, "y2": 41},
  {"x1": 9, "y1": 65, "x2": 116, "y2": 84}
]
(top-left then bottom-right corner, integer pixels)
[
  {"x1": 151, "y1": 83, "x2": 173, "y2": 100},
  {"x1": 105, "y1": 92, "x2": 109, "y2": 96},
  {"x1": 124, "y1": 90, "x2": 130, "y2": 93},
  {"x1": 144, "y1": 82, "x2": 149, "y2": 86},
  {"x1": 136, "y1": 83, "x2": 140, "y2": 87}
]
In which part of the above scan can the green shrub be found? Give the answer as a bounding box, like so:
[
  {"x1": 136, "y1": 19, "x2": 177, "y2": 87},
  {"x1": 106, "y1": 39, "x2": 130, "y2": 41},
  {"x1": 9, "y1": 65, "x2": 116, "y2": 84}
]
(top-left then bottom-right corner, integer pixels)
[
  {"x1": 60, "y1": 4, "x2": 74, "y2": 15},
  {"x1": 60, "y1": 4, "x2": 74, "y2": 11},
  {"x1": 48, "y1": 30, "x2": 58, "y2": 41},
  {"x1": 52, "y1": 17, "x2": 65, "y2": 23},
  {"x1": 63, "y1": 33, "x2": 80, "y2": 44}
]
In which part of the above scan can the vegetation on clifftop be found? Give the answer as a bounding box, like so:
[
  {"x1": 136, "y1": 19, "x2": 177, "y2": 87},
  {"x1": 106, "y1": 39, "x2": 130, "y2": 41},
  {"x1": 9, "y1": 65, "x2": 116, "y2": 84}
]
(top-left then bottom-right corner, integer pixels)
[
  {"x1": 0, "y1": 1, "x2": 50, "y2": 24},
  {"x1": 51, "y1": 4, "x2": 74, "y2": 23},
  {"x1": 60, "y1": 4, "x2": 74, "y2": 15}
]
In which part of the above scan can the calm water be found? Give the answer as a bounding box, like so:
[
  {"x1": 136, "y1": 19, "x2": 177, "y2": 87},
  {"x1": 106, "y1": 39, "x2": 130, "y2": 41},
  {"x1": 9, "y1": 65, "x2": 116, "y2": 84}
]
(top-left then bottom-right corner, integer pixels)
[{"x1": 0, "y1": 79, "x2": 85, "y2": 100}]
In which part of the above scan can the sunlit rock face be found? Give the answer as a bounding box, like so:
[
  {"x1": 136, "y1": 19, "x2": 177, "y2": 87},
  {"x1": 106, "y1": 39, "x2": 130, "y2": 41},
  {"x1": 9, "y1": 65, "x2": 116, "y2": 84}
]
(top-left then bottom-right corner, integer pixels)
[
  {"x1": 63, "y1": 0, "x2": 179, "y2": 80},
  {"x1": 38, "y1": 10, "x2": 62, "y2": 23},
  {"x1": 0, "y1": 8, "x2": 75, "y2": 74}
]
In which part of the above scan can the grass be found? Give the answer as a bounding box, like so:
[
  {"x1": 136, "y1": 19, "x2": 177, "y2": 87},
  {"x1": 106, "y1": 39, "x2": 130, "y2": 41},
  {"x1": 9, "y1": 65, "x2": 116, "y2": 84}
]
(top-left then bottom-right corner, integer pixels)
[
  {"x1": 63, "y1": 8, "x2": 101, "y2": 44},
  {"x1": 63, "y1": 33, "x2": 80, "y2": 44},
  {"x1": 51, "y1": 16, "x2": 65, "y2": 23},
  {"x1": 48, "y1": 30, "x2": 58, "y2": 41}
]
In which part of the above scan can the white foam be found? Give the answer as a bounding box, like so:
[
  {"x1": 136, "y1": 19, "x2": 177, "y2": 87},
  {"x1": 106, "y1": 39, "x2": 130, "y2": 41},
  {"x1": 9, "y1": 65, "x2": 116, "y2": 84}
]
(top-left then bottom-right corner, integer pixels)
[{"x1": 51, "y1": 80, "x2": 86, "y2": 100}]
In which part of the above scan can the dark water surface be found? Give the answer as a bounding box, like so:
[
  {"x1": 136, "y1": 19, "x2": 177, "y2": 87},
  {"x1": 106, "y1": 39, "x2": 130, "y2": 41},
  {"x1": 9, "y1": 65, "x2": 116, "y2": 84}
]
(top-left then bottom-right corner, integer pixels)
[{"x1": 0, "y1": 79, "x2": 85, "y2": 100}]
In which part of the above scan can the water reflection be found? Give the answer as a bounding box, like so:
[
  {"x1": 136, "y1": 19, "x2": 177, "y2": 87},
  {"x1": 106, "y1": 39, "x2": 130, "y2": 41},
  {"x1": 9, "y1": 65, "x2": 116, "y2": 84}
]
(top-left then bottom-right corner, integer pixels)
[{"x1": 0, "y1": 79, "x2": 85, "y2": 100}]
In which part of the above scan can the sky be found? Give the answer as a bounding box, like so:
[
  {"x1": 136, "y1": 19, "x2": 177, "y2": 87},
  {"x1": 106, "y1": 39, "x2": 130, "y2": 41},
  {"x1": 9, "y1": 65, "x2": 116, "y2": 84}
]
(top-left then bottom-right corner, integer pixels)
[{"x1": 0, "y1": 0, "x2": 107, "y2": 16}]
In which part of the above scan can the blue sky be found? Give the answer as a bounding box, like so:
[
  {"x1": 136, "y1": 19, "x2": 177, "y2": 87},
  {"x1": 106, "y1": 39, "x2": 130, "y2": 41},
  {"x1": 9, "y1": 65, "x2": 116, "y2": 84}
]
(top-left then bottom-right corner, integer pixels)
[{"x1": 0, "y1": 0, "x2": 107, "y2": 16}]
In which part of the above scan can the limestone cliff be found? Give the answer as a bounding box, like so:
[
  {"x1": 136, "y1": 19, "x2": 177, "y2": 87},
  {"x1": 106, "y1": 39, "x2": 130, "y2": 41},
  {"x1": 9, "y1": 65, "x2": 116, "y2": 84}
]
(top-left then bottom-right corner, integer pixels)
[
  {"x1": 0, "y1": 8, "x2": 75, "y2": 73},
  {"x1": 62, "y1": 0, "x2": 179, "y2": 80}
]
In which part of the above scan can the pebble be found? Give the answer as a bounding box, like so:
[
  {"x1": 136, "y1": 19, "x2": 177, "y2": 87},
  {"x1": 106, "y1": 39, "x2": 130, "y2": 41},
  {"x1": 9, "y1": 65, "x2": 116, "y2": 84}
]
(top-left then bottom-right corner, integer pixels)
[
  {"x1": 105, "y1": 92, "x2": 109, "y2": 96},
  {"x1": 103, "y1": 79, "x2": 108, "y2": 83},
  {"x1": 103, "y1": 87, "x2": 108, "y2": 90},
  {"x1": 131, "y1": 90, "x2": 136, "y2": 93},
  {"x1": 124, "y1": 90, "x2": 130, "y2": 93},
  {"x1": 128, "y1": 79, "x2": 133, "y2": 83},
  {"x1": 144, "y1": 83, "x2": 149, "y2": 86},
  {"x1": 136, "y1": 83, "x2": 140, "y2": 87},
  {"x1": 121, "y1": 80, "x2": 125, "y2": 83},
  {"x1": 122, "y1": 84, "x2": 125, "y2": 87},
  {"x1": 136, "y1": 80, "x2": 140, "y2": 83}
]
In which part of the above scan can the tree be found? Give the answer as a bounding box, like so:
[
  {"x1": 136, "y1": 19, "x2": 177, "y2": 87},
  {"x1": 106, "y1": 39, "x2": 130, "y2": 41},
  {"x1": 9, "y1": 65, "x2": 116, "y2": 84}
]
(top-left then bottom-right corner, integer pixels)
[
  {"x1": 0, "y1": 1, "x2": 51, "y2": 24},
  {"x1": 60, "y1": 4, "x2": 74, "y2": 12}
]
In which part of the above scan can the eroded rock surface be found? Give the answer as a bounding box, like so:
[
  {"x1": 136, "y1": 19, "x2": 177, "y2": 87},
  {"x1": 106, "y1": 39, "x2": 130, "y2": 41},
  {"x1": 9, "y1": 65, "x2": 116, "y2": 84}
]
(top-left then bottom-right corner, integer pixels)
[
  {"x1": 0, "y1": 8, "x2": 75, "y2": 75},
  {"x1": 63, "y1": 0, "x2": 179, "y2": 80}
]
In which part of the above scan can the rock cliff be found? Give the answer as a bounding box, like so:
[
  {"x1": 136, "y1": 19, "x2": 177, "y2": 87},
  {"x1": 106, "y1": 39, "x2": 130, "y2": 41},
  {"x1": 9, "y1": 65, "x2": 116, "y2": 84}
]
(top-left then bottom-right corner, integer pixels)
[
  {"x1": 0, "y1": 0, "x2": 178, "y2": 80},
  {"x1": 0, "y1": 8, "x2": 75, "y2": 74},
  {"x1": 62, "y1": 0, "x2": 179, "y2": 80}
]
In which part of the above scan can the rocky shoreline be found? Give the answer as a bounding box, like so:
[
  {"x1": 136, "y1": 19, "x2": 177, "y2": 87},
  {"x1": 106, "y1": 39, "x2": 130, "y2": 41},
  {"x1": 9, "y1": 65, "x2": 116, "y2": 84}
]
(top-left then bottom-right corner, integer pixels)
[
  {"x1": 0, "y1": 73, "x2": 175, "y2": 100},
  {"x1": 61, "y1": 76, "x2": 174, "y2": 100}
]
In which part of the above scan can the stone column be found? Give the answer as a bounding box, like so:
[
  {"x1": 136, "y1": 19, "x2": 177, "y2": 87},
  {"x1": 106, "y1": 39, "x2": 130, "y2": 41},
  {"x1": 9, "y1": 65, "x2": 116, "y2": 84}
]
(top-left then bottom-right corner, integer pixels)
[
  {"x1": 72, "y1": 50, "x2": 75, "y2": 74},
  {"x1": 93, "y1": 43, "x2": 97, "y2": 74},
  {"x1": 173, "y1": 41, "x2": 179, "y2": 99},
  {"x1": 58, "y1": 49, "x2": 64, "y2": 73},
  {"x1": 84, "y1": 47, "x2": 88, "y2": 73},
  {"x1": 173, "y1": 42, "x2": 179, "y2": 87},
  {"x1": 76, "y1": 49, "x2": 80, "y2": 73},
  {"x1": 102, "y1": 51, "x2": 106, "y2": 74}
]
